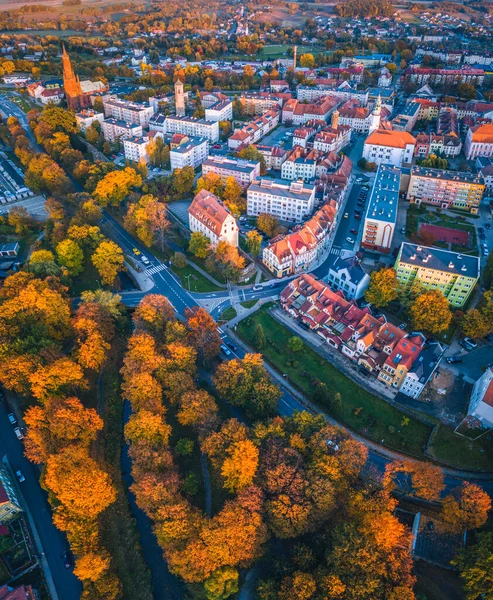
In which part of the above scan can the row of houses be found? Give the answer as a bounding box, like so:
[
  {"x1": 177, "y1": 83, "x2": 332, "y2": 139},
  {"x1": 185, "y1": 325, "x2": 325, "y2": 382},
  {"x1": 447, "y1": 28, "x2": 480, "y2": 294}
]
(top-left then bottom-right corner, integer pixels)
[{"x1": 281, "y1": 273, "x2": 444, "y2": 399}]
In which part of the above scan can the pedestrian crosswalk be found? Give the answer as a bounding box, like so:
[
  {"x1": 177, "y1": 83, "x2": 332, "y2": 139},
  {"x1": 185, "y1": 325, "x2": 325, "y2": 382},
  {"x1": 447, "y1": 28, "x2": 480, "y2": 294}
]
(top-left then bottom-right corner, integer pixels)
[
  {"x1": 145, "y1": 263, "x2": 167, "y2": 276},
  {"x1": 329, "y1": 247, "x2": 341, "y2": 256}
]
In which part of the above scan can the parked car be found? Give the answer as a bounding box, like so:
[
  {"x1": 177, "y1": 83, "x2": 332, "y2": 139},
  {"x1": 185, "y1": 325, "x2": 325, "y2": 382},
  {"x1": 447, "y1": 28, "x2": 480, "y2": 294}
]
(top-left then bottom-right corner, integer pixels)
[
  {"x1": 227, "y1": 342, "x2": 237, "y2": 351},
  {"x1": 343, "y1": 212, "x2": 349, "y2": 218},
  {"x1": 346, "y1": 237, "x2": 355, "y2": 244},
  {"x1": 478, "y1": 227, "x2": 484, "y2": 234},
  {"x1": 354, "y1": 214, "x2": 362, "y2": 220},
  {"x1": 298, "y1": 320, "x2": 310, "y2": 331},
  {"x1": 7, "y1": 413, "x2": 16, "y2": 425},
  {"x1": 398, "y1": 323, "x2": 407, "y2": 329},
  {"x1": 400, "y1": 227, "x2": 406, "y2": 234},
  {"x1": 213, "y1": 144, "x2": 221, "y2": 149},
  {"x1": 62, "y1": 551, "x2": 73, "y2": 569},
  {"x1": 15, "y1": 470, "x2": 25, "y2": 483},
  {"x1": 253, "y1": 284, "x2": 262, "y2": 291},
  {"x1": 463, "y1": 337, "x2": 478, "y2": 349},
  {"x1": 446, "y1": 356, "x2": 463, "y2": 364},
  {"x1": 350, "y1": 228, "x2": 358, "y2": 235},
  {"x1": 220, "y1": 344, "x2": 231, "y2": 357},
  {"x1": 486, "y1": 222, "x2": 492, "y2": 229},
  {"x1": 14, "y1": 427, "x2": 24, "y2": 440}
]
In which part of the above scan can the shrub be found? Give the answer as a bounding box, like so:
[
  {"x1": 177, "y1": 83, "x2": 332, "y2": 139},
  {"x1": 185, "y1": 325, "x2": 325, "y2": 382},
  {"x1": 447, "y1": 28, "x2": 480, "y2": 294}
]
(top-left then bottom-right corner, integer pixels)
[{"x1": 175, "y1": 438, "x2": 195, "y2": 456}]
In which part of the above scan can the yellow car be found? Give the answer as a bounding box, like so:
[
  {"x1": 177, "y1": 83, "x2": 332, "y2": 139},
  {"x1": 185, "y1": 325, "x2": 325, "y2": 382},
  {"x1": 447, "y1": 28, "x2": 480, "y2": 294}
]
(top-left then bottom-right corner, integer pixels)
[{"x1": 132, "y1": 248, "x2": 141, "y2": 256}]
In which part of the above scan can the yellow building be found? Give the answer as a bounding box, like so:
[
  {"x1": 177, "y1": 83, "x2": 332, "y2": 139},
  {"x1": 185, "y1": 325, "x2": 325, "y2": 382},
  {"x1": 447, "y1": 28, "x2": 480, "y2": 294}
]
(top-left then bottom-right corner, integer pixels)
[{"x1": 395, "y1": 243, "x2": 480, "y2": 308}]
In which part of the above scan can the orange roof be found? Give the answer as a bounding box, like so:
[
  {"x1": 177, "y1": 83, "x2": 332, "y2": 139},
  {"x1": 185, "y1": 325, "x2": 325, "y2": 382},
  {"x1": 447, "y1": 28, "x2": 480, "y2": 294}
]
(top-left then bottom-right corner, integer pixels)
[
  {"x1": 470, "y1": 123, "x2": 493, "y2": 143},
  {"x1": 188, "y1": 189, "x2": 233, "y2": 236},
  {"x1": 482, "y1": 369, "x2": 493, "y2": 407},
  {"x1": 365, "y1": 129, "x2": 416, "y2": 149}
]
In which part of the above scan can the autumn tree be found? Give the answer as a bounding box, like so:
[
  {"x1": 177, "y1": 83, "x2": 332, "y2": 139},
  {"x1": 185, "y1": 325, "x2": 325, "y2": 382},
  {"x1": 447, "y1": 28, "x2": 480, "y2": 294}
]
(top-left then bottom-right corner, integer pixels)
[
  {"x1": 56, "y1": 238, "x2": 84, "y2": 276},
  {"x1": 442, "y1": 482, "x2": 491, "y2": 533},
  {"x1": 188, "y1": 231, "x2": 210, "y2": 259},
  {"x1": 221, "y1": 439, "x2": 259, "y2": 492},
  {"x1": 92, "y1": 240, "x2": 125, "y2": 286},
  {"x1": 74, "y1": 551, "x2": 111, "y2": 582},
  {"x1": 29, "y1": 358, "x2": 86, "y2": 400},
  {"x1": 257, "y1": 213, "x2": 279, "y2": 238},
  {"x1": 461, "y1": 308, "x2": 490, "y2": 339},
  {"x1": 214, "y1": 354, "x2": 281, "y2": 419},
  {"x1": 172, "y1": 165, "x2": 195, "y2": 198},
  {"x1": 246, "y1": 230, "x2": 262, "y2": 257},
  {"x1": 364, "y1": 267, "x2": 399, "y2": 307},
  {"x1": 196, "y1": 173, "x2": 225, "y2": 198},
  {"x1": 204, "y1": 567, "x2": 239, "y2": 600},
  {"x1": 93, "y1": 167, "x2": 142, "y2": 207},
  {"x1": 177, "y1": 389, "x2": 218, "y2": 431},
  {"x1": 384, "y1": 459, "x2": 444, "y2": 502},
  {"x1": 409, "y1": 289, "x2": 452, "y2": 333},
  {"x1": 237, "y1": 145, "x2": 266, "y2": 175},
  {"x1": 223, "y1": 177, "x2": 244, "y2": 215},
  {"x1": 186, "y1": 307, "x2": 221, "y2": 364},
  {"x1": 453, "y1": 532, "x2": 493, "y2": 600},
  {"x1": 125, "y1": 194, "x2": 170, "y2": 250},
  {"x1": 134, "y1": 294, "x2": 175, "y2": 335},
  {"x1": 28, "y1": 249, "x2": 60, "y2": 278}
]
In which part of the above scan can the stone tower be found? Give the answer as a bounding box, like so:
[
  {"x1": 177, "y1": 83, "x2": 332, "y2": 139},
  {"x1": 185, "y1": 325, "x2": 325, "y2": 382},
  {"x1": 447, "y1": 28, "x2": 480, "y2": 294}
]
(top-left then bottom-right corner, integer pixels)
[
  {"x1": 293, "y1": 46, "x2": 297, "y2": 70},
  {"x1": 62, "y1": 45, "x2": 83, "y2": 111},
  {"x1": 174, "y1": 79, "x2": 185, "y2": 117},
  {"x1": 331, "y1": 109, "x2": 339, "y2": 130},
  {"x1": 369, "y1": 94, "x2": 382, "y2": 134}
]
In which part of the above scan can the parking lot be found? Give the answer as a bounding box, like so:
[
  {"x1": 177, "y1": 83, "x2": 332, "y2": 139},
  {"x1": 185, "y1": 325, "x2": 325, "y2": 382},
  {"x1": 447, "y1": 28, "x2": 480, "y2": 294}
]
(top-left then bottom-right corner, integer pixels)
[{"x1": 260, "y1": 125, "x2": 296, "y2": 150}]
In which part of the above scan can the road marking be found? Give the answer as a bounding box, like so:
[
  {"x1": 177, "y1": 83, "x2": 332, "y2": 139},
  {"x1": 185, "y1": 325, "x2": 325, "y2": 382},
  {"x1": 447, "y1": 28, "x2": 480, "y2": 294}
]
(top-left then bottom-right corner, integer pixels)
[{"x1": 145, "y1": 264, "x2": 168, "y2": 275}]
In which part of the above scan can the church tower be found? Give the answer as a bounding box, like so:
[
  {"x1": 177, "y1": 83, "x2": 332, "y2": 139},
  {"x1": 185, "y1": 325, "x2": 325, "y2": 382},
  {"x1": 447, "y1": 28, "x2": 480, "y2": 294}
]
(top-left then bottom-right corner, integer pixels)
[
  {"x1": 369, "y1": 94, "x2": 381, "y2": 134},
  {"x1": 331, "y1": 109, "x2": 339, "y2": 130},
  {"x1": 62, "y1": 45, "x2": 83, "y2": 110},
  {"x1": 174, "y1": 79, "x2": 185, "y2": 117}
]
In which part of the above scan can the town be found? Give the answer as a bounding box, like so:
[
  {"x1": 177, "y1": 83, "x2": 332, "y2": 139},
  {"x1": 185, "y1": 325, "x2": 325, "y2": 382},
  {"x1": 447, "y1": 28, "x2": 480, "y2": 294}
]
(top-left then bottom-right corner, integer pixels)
[{"x1": 0, "y1": 0, "x2": 492, "y2": 599}]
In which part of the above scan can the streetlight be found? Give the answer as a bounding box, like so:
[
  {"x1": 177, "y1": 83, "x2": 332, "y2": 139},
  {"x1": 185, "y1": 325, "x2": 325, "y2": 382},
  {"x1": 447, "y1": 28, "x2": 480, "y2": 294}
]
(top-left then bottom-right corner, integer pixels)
[{"x1": 185, "y1": 273, "x2": 192, "y2": 290}]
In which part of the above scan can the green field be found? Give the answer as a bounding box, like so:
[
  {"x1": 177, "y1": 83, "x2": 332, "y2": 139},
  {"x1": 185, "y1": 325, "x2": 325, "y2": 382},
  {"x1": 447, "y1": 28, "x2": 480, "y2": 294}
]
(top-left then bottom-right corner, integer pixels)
[
  {"x1": 237, "y1": 305, "x2": 493, "y2": 470},
  {"x1": 219, "y1": 306, "x2": 237, "y2": 321}
]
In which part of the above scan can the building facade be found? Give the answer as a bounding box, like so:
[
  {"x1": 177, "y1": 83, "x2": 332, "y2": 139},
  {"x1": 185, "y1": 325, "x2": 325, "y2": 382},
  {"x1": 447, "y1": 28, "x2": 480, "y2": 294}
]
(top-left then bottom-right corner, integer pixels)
[
  {"x1": 103, "y1": 98, "x2": 155, "y2": 128},
  {"x1": 394, "y1": 243, "x2": 480, "y2": 308},
  {"x1": 247, "y1": 178, "x2": 316, "y2": 223},
  {"x1": 363, "y1": 130, "x2": 416, "y2": 168},
  {"x1": 164, "y1": 116, "x2": 219, "y2": 143},
  {"x1": 468, "y1": 368, "x2": 493, "y2": 428},
  {"x1": 0, "y1": 465, "x2": 21, "y2": 525},
  {"x1": 170, "y1": 136, "x2": 209, "y2": 170},
  {"x1": 102, "y1": 118, "x2": 143, "y2": 143},
  {"x1": 201, "y1": 156, "x2": 260, "y2": 188},
  {"x1": 188, "y1": 189, "x2": 238, "y2": 248}
]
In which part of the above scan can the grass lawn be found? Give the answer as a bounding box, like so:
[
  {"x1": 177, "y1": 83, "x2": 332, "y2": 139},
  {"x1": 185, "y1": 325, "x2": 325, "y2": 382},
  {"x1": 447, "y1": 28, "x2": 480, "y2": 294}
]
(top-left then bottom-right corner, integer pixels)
[
  {"x1": 236, "y1": 306, "x2": 432, "y2": 458},
  {"x1": 241, "y1": 299, "x2": 258, "y2": 309},
  {"x1": 219, "y1": 306, "x2": 237, "y2": 321},
  {"x1": 9, "y1": 95, "x2": 34, "y2": 113},
  {"x1": 427, "y1": 424, "x2": 493, "y2": 471},
  {"x1": 171, "y1": 263, "x2": 223, "y2": 293}
]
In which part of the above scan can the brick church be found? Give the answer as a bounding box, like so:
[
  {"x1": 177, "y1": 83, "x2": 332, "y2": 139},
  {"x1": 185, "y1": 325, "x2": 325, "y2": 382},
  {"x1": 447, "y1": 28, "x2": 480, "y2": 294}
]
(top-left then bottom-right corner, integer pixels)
[{"x1": 62, "y1": 45, "x2": 108, "y2": 111}]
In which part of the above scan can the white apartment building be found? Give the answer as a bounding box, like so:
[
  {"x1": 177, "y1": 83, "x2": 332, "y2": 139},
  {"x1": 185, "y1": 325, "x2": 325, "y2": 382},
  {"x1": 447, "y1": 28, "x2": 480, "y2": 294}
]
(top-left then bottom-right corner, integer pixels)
[
  {"x1": 205, "y1": 99, "x2": 233, "y2": 122},
  {"x1": 102, "y1": 118, "x2": 143, "y2": 143},
  {"x1": 75, "y1": 109, "x2": 104, "y2": 132},
  {"x1": 465, "y1": 124, "x2": 493, "y2": 160},
  {"x1": 170, "y1": 136, "x2": 209, "y2": 171},
  {"x1": 164, "y1": 116, "x2": 219, "y2": 143},
  {"x1": 255, "y1": 145, "x2": 287, "y2": 170},
  {"x1": 188, "y1": 189, "x2": 238, "y2": 248},
  {"x1": 201, "y1": 156, "x2": 260, "y2": 188},
  {"x1": 247, "y1": 179, "x2": 316, "y2": 223},
  {"x1": 123, "y1": 133, "x2": 162, "y2": 164},
  {"x1": 363, "y1": 130, "x2": 416, "y2": 168},
  {"x1": 468, "y1": 368, "x2": 493, "y2": 428},
  {"x1": 103, "y1": 98, "x2": 155, "y2": 128},
  {"x1": 361, "y1": 164, "x2": 401, "y2": 254},
  {"x1": 281, "y1": 154, "x2": 316, "y2": 182}
]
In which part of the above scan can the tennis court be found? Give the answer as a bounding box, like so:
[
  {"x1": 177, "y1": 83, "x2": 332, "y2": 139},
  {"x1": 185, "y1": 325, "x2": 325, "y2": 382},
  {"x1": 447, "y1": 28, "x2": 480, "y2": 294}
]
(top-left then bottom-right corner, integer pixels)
[{"x1": 419, "y1": 223, "x2": 469, "y2": 246}]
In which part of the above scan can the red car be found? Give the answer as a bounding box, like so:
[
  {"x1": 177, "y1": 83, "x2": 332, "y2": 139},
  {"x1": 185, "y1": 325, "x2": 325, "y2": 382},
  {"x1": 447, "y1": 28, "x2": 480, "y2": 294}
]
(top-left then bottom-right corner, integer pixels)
[
  {"x1": 213, "y1": 144, "x2": 221, "y2": 149},
  {"x1": 350, "y1": 228, "x2": 358, "y2": 235}
]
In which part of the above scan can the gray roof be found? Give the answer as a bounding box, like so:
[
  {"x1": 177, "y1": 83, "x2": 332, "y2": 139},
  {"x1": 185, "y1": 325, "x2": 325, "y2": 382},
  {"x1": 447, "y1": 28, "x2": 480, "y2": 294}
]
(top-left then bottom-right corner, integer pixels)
[
  {"x1": 411, "y1": 166, "x2": 484, "y2": 185},
  {"x1": 166, "y1": 115, "x2": 216, "y2": 127},
  {"x1": 409, "y1": 341, "x2": 444, "y2": 382},
  {"x1": 170, "y1": 136, "x2": 208, "y2": 153},
  {"x1": 202, "y1": 156, "x2": 258, "y2": 174},
  {"x1": 248, "y1": 178, "x2": 314, "y2": 202},
  {"x1": 365, "y1": 164, "x2": 401, "y2": 224},
  {"x1": 329, "y1": 255, "x2": 368, "y2": 285},
  {"x1": 398, "y1": 242, "x2": 480, "y2": 279},
  {"x1": 103, "y1": 118, "x2": 140, "y2": 130}
]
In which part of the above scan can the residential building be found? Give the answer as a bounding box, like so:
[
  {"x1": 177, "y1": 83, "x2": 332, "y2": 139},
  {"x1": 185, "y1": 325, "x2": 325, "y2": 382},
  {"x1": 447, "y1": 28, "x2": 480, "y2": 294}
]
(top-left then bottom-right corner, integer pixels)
[
  {"x1": 467, "y1": 368, "x2": 493, "y2": 428},
  {"x1": 394, "y1": 243, "x2": 480, "y2": 308},
  {"x1": 326, "y1": 255, "x2": 370, "y2": 300},
  {"x1": 239, "y1": 92, "x2": 282, "y2": 116},
  {"x1": 201, "y1": 156, "x2": 260, "y2": 188},
  {"x1": 414, "y1": 132, "x2": 462, "y2": 158},
  {"x1": 170, "y1": 136, "x2": 209, "y2": 170},
  {"x1": 102, "y1": 118, "x2": 143, "y2": 143},
  {"x1": 254, "y1": 144, "x2": 287, "y2": 170},
  {"x1": 39, "y1": 88, "x2": 64, "y2": 105},
  {"x1": 400, "y1": 341, "x2": 444, "y2": 399},
  {"x1": 377, "y1": 333, "x2": 426, "y2": 389},
  {"x1": 293, "y1": 128, "x2": 315, "y2": 148},
  {"x1": 75, "y1": 109, "x2": 104, "y2": 133},
  {"x1": 148, "y1": 93, "x2": 173, "y2": 112},
  {"x1": 465, "y1": 123, "x2": 493, "y2": 160},
  {"x1": 282, "y1": 96, "x2": 338, "y2": 125},
  {"x1": 406, "y1": 167, "x2": 484, "y2": 214},
  {"x1": 363, "y1": 130, "x2": 416, "y2": 168},
  {"x1": 476, "y1": 157, "x2": 493, "y2": 192},
  {"x1": 270, "y1": 80, "x2": 289, "y2": 92},
  {"x1": 262, "y1": 202, "x2": 337, "y2": 276},
  {"x1": 247, "y1": 178, "x2": 316, "y2": 223},
  {"x1": 407, "y1": 66, "x2": 485, "y2": 86},
  {"x1": 123, "y1": 132, "x2": 162, "y2": 164},
  {"x1": 103, "y1": 98, "x2": 155, "y2": 128},
  {"x1": 0, "y1": 243, "x2": 19, "y2": 257},
  {"x1": 188, "y1": 189, "x2": 238, "y2": 248},
  {"x1": 200, "y1": 92, "x2": 233, "y2": 122},
  {"x1": 391, "y1": 101, "x2": 420, "y2": 132},
  {"x1": 0, "y1": 584, "x2": 39, "y2": 600},
  {"x1": 228, "y1": 108, "x2": 280, "y2": 149},
  {"x1": 0, "y1": 465, "x2": 21, "y2": 524},
  {"x1": 361, "y1": 164, "x2": 401, "y2": 254},
  {"x1": 164, "y1": 115, "x2": 219, "y2": 143},
  {"x1": 297, "y1": 83, "x2": 368, "y2": 105},
  {"x1": 313, "y1": 124, "x2": 351, "y2": 154},
  {"x1": 281, "y1": 146, "x2": 318, "y2": 182}
]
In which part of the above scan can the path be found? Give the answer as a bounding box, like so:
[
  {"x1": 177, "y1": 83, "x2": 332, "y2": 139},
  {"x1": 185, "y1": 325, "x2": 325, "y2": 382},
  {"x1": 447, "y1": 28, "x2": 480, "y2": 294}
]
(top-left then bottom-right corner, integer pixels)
[{"x1": 201, "y1": 453, "x2": 212, "y2": 518}]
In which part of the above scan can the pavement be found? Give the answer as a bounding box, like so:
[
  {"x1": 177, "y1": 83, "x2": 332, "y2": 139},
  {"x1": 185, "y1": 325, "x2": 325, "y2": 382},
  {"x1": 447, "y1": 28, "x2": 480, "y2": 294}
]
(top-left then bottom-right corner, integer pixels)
[{"x1": 0, "y1": 399, "x2": 81, "y2": 600}]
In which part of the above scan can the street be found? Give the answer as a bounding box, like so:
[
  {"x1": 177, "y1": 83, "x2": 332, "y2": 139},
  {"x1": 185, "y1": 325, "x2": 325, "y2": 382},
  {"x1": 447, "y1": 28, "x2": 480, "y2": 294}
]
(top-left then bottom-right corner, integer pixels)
[{"x1": 0, "y1": 399, "x2": 81, "y2": 600}]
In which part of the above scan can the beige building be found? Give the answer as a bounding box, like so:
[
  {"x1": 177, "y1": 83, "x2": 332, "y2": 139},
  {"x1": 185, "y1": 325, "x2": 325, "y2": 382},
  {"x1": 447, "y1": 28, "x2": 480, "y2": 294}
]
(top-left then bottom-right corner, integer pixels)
[
  {"x1": 188, "y1": 189, "x2": 238, "y2": 248},
  {"x1": 0, "y1": 466, "x2": 21, "y2": 525}
]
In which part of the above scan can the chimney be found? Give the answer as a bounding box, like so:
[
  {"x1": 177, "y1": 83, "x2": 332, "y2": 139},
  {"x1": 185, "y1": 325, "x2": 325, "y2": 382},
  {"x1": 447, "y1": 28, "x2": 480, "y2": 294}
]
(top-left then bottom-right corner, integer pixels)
[
  {"x1": 293, "y1": 45, "x2": 297, "y2": 70},
  {"x1": 331, "y1": 109, "x2": 339, "y2": 130}
]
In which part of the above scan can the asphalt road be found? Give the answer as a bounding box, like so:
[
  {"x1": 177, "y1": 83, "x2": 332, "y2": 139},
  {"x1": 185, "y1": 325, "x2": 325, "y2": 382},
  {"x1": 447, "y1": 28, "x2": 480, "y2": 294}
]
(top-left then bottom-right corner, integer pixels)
[{"x1": 0, "y1": 399, "x2": 81, "y2": 600}]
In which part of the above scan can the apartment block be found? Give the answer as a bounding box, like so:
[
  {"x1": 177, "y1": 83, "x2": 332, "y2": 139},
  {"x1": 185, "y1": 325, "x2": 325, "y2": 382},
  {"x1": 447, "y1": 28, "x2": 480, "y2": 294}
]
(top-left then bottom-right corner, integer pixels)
[
  {"x1": 123, "y1": 132, "x2": 161, "y2": 164},
  {"x1": 102, "y1": 98, "x2": 155, "y2": 128},
  {"x1": 164, "y1": 116, "x2": 219, "y2": 143},
  {"x1": 228, "y1": 108, "x2": 280, "y2": 150},
  {"x1": 395, "y1": 243, "x2": 480, "y2": 308},
  {"x1": 247, "y1": 178, "x2": 315, "y2": 223},
  {"x1": 201, "y1": 156, "x2": 260, "y2": 188},
  {"x1": 170, "y1": 136, "x2": 209, "y2": 170},
  {"x1": 407, "y1": 166, "x2": 484, "y2": 214},
  {"x1": 0, "y1": 465, "x2": 21, "y2": 525},
  {"x1": 361, "y1": 164, "x2": 401, "y2": 254},
  {"x1": 102, "y1": 118, "x2": 143, "y2": 143},
  {"x1": 75, "y1": 109, "x2": 104, "y2": 132},
  {"x1": 239, "y1": 92, "x2": 282, "y2": 116}
]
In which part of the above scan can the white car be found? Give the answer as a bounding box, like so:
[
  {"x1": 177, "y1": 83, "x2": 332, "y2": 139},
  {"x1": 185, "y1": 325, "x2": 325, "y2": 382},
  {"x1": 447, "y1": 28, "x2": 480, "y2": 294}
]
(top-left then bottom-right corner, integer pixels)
[
  {"x1": 141, "y1": 255, "x2": 150, "y2": 266},
  {"x1": 14, "y1": 427, "x2": 24, "y2": 440},
  {"x1": 220, "y1": 344, "x2": 231, "y2": 357},
  {"x1": 253, "y1": 285, "x2": 262, "y2": 291},
  {"x1": 346, "y1": 237, "x2": 355, "y2": 244}
]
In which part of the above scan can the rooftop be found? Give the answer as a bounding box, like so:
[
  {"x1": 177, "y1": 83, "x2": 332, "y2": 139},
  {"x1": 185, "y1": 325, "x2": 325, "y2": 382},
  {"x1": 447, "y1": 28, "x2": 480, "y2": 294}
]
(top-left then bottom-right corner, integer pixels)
[
  {"x1": 365, "y1": 129, "x2": 416, "y2": 149},
  {"x1": 248, "y1": 178, "x2": 314, "y2": 201},
  {"x1": 365, "y1": 164, "x2": 401, "y2": 224},
  {"x1": 411, "y1": 166, "x2": 484, "y2": 185},
  {"x1": 398, "y1": 242, "x2": 480, "y2": 279}
]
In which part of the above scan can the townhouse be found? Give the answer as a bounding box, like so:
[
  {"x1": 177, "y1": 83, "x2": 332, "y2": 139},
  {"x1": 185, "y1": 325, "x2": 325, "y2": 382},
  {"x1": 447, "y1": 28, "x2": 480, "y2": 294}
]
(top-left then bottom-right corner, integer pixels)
[
  {"x1": 201, "y1": 156, "x2": 260, "y2": 188},
  {"x1": 406, "y1": 167, "x2": 484, "y2": 213},
  {"x1": 394, "y1": 243, "x2": 480, "y2": 308},
  {"x1": 247, "y1": 178, "x2": 315, "y2": 223},
  {"x1": 188, "y1": 189, "x2": 238, "y2": 248},
  {"x1": 313, "y1": 123, "x2": 351, "y2": 154},
  {"x1": 254, "y1": 144, "x2": 287, "y2": 170},
  {"x1": 228, "y1": 108, "x2": 280, "y2": 150},
  {"x1": 414, "y1": 132, "x2": 462, "y2": 158}
]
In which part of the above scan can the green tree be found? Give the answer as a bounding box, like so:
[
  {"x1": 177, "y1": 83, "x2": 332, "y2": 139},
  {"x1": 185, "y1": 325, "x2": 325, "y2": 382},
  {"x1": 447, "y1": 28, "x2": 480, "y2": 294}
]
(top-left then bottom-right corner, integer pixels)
[
  {"x1": 85, "y1": 125, "x2": 100, "y2": 145},
  {"x1": 171, "y1": 251, "x2": 187, "y2": 269},
  {"x1": 188, "y1": 232, "x2": 210, "y2": 259},
  {"x1": 172, "y1": 166, "x2": 195, "y2": 198},
  {"x1": 483, "y1": 253, "x2": 493, "y2": 289},
  {"x1": 56, "y1": 238, "x2": 84, "y2": 276},
  {"x1": 364, "y1": 268, "x2": 399, "y2": 307},
  {"x1": 288, "y1": 336, "x2": 303, "y2": 352},
  {"x1": 204, "y1": 567, "x2": 239, "y2": 600},
  {"x1": 254, "y1": 323, "x2": 266, "y2": 349},
  {"x1": 246, "y1": 230, "x2": 262, "y2": 257},
  {"x1": 453, "y1": 532, "x2": 493, "y2": 600},
  {"x1": 238, "y1": 145, "x2": 266, "y2": 175}
]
